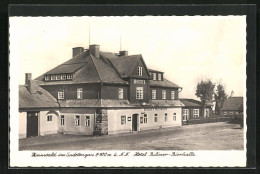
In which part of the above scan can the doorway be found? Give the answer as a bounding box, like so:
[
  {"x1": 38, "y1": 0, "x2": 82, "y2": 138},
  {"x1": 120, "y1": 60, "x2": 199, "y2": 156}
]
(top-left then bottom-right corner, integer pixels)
[
  {"x1": 132, "y1": 114, "x2": 138, "y2": 131},
  {"x1": 27, "y1": 112, "x2": 39, "y2": 138}
]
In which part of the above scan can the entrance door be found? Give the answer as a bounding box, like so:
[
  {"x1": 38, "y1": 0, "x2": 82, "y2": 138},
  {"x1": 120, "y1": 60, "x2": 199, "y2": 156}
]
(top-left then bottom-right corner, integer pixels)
[
  {"x1": 27, "y1": 112, "x2": 38, "y2": 137},
  {"x1": 132, "y1": 114, "x2": 138, "y2": 131}
]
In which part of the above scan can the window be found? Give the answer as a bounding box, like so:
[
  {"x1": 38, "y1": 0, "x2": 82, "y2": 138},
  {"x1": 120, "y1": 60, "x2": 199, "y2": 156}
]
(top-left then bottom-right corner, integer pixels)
[
  {"x1": 183, "y1": 109, "x2": 188, "y2": 120},
  {"x1": 75, "y1": 115, "x2": 80, "y2": 126},
  {"x1": 47, "y1": 115, "x2": 52, "y2": 122},
  {"x1": 58, "y1": 91, "x2": 64, "y2": 99},
  {"x1": 171, "y1": 91, "x2": 175, "y2": 100},
  {"x1": 153, "y1": 73, "x2": 156, "y2": 80},
  {"x1": 77, "y1": 88, "x2": 83, "y2": 99},
  {"x1": 224, "y1": 112, "x2": 227, "y2": 115},
  {"x1": 61, "y1": 115, "x2": 65, "y2": 125},
  {"x1": 85, "y1": 116, "x2": 90, "y2": 127},
  {"x1": 162, "y1": 90, "x2": 166, "y2": 99},
  {"x1": 136, "y1": 87, "x2": 143, "y2": 99},
  {"x1": 118, "y1": 88, "x2": 123, "y2": 99},
  {"x1": 51, "y1": 75, "x2": 56, "y2": 81},
  {"x1": 143, "y1": 114, "x2": 147, "y2": 123},
  {"x1": 56, "y1": 75, "x2": 61, "y2": 80},
  {"x1": 158, "y1": 73, "x2": 162, "y2": 81},
  {"x1": 230, "y1": 112, "x2": 233, "y2": 115},
  {"x1": 236, "y1": 112, "x2": 239, "y2": 115},
  {"x1": 173, "y1": 113, "x2": 177, "y2": 121},
  {"x1": 138, "y1": 66, "x2": 143, "y2": 76},
  {"x1": 61, "y1": 74, "x2": 66, "y2": 80},
  {"x1": 45, "y1": 76, "x2": 50, "y2": 81},
  {"x1": 121, "y1": 116, "x2": 126, "y2": 125},
  {"x1": 152, "y1": 90, "x2": 156, "y2": 99},
  {"x1": 193, "y1": 109, "x2": 199, "y2": 118},
  {"x1": 140, "y1": 115, "x2": 143, "y2": 124},
  {"x1": 154, "y1": 114, "x2": 158, "y2": 122},
  {"x1": 67, "y1": 74, "x2": 73, "y2": 79},
  {"x1": 165, "y1": 113, "x2": 168, "y2": 122}
]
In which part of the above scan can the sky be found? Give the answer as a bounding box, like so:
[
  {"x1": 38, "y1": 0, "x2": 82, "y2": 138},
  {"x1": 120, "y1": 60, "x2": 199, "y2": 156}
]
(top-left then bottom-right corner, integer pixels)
[{"x1": 9, "y1": 16, "x2": 246, "y2": 99}]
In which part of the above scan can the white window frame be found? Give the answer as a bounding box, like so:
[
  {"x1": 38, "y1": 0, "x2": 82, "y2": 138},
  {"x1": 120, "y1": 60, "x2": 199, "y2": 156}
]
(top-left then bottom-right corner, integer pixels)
[
  {"x1": 224, "y1": 112, "x2": 227, "y2": 115},
  {"x1": 56, "y1": 74, "x2": 61, "y2": 80},
  {"x1": 171, "y1": 91, "x2": 175, "y2": 100},
  {"x1": 173, "y1": 113, "x2": 177, "y2": 121},
  {"x1": 77, "y1": 88, "x2": 83, "y2": 99},
  {"x1": 162, "y1": 90, "x2": 166, "y2": 99},
  {"x1": 58, "y1": 91, "x2": 64, "y2": 99},
  {"x1": 44, "y1": 76, "x2": 50, "y2": 81},
  {"x1": 153, "y1": 73, "x2": 156, "y2": 80},
  {"x1": 85, "y1": 116, "x2": 90, "y2": 127},
  {"x1": 158, "y1": 73, "x2": 162, "y2": 81},
  {"x1": 193, "y1": 109, "x2": 199, "y2": 118},
  {"x1": 47, "y1": 115, "x2": 52, "y2": 122},
  {"x1": 152, "y1": 90, "x2": 156, "y2": 99},
  {"x1": 230, "y1": 112, "x2": 233, "y2": 115},
  {"x1": 61, "y1": 74, "x2": 66, "y2": 80},
  {"x1": 165, "y1": 113, "x2": 168, "y2": 122},
  {"x1": 75, "y1": 115, "x2": 80, "y2": 126},
  {"x1": 138, "y1": 66, "x2": 143, "y2": 76},
  {"x1": 51, "y1": 75, "x2": 56, "y2": 81},
  {"x1": 154, "y1": 114, "x2": 158, "y2": 122},
  {"x1": 121, "y1": 115, "x2": 126, "y2": 125},
  {"x1": 60, "y1": 115, "x2": 65, "y2": 126},
  {"x1": 67, "y1": 74, "x2": 73, "y2": 80},
  {"x1": 183, "y1": 109, "x2": 188, "y2": 120},
  {"x1": 143, "y1": 114, "x2": 147, "y2": 123},
  {"x1": 118, "y1": 88, "x2": 123, "y2": 99},
  {"x1": 136, "y1": 87, "x2": 143, "y2": 99}
]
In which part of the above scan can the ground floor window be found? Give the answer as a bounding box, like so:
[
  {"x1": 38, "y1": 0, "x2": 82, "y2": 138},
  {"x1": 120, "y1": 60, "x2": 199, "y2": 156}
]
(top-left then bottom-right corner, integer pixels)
[
  {"x1": 47, "y1": 115, "x2": 52, "y2": 122},
  {"x1": 121, "y1": 115, "x2": 126, "y2": 125},
  {"x1": 230, "y1": 112, "x2": 233, "y2": 115},
  {"x1": 165, "y1": 113, "x2": 168, "y2": 122},
  {"x1": 75, "y1": 115, "x2": 80, "y2": 126},
  {"x1": 183, "y1": 109, "x2": 188, "y2": 120},
  {"x1": 140, "y1": 115, "x2": 143, "y2": 124},
  {"x1": 143, "y1": 114, "x2": 147, "y2": 123},
  {"x1": 193, "y1": 109, "x2": 199, "y2": 118},
  {"x1": 60, "y1": 115, "x2": 64, "y2": 125},
  {"x1": 85, "y1": 116, "x2": 90, "y2": 126},
  {"x1": 154, "y1": 114, "x2": 158, "y2": 122},
  {"x1": 173, "y1": 113, "x2": 176, "y2": 121}
]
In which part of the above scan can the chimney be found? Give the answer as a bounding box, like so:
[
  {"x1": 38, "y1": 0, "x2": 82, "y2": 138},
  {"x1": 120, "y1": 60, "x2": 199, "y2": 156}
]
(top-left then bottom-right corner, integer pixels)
[
  {"x1": 119, "y1": 51, "x2": 128, "y2": 56},
  {"x1": 72, "y1": 47, "x2": 84, "y2": 57},
  {"x1": 25, "y1": 73, "x2": 37, "y2": 94},
  {"x1": 89, "y1": 44, "x2": 100, "y2": 58}
]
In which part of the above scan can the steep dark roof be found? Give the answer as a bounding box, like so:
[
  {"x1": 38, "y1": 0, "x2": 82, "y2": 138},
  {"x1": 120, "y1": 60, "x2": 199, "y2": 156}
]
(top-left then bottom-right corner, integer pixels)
[
  {"x1": 179, "y1": 99, "x2": 202, "y2": 107},
  {"x1": 148, "y1": 68, "x2": 164, "y2": 73},
  {"x1": 222, "y1": 97, "x2": 243, "y2": 111},
  {"x1": 19, "y1": 84, "x2": 59, "y2": 109},
  {"x1": 149, "y1": 100, "x2": 184, "y2": 107},
  {"x1": 150, "y1": 78, "x2": 180, "y2": 88},
  {"x1": 35, "y1": 51, "x2": 127, "y2": 85}
]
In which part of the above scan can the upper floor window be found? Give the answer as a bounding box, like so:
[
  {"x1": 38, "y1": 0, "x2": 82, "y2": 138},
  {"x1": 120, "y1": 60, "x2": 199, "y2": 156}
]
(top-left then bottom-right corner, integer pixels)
[
  {"x1": 67, "y1": 74, "x2": 73, "y2": 80},
  {"x1": 224, "y1": 112, "x2": 227, "y2": 115},
  {"x1": 153, "y1": 73, "x2": 156, "y2": 80},
  {"x1": 118, "y1": 88, "x2": 123, "y2": 99},
  {"x1": 162, "y1": 90, "x2": 166, "y2": 99},
  {"x1": 77, "y1": 88, "x2": 83, "y2": 99},
  {"x1": 152, "y1": 90, "x2": 156, "y2": 99},
  {"x1": 138, "y1": 66, "x2": 143, "y2": 76},
  {"x1": 171, "y1": 91, "x2": 175, "y2": 100},
  {"x1": 75, "y1": 115, "x2": 80, "y2": 126},
  {"x1": 51, "y1": 75, "x2": 56, "y2": 81},
  {"x1": 136, "y1": 87, "x2": 143, "y2": 99},
  {"x1": 61, "y1": 74, "x2": 66, "y2": 80},
  {"x1": 58, "y1": 91, "x2": 64, "y2": 99},
  {"x1": 158, "y1": 73, "x2": 162, "y2": 81},
  {"x1": 45, "y1": 76, "x2": 50, "y2": 81}
]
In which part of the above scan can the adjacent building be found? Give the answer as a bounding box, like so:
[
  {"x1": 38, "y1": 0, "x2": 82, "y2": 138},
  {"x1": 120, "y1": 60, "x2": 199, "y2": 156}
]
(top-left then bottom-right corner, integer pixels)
[
  {"x1": 19, "y1": 45, "x2": 185, "y2": 138},
  {"x1": 221, "y1": 97, "x2": 243, "y2": 116}
]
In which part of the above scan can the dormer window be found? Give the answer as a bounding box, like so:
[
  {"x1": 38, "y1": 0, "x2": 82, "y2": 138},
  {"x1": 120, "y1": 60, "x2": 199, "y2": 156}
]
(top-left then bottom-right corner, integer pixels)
[
  {"x1": 44, "y1": 76, "x2": 50, "y2": 81},
  {"x1": 171, "y1": 91, "x2": 175, "y2": 99},
  {"x1": 138, "y1": 66, "x2": 143, "y2": 76},
  {"x1": 162, "y1": 90, "x2": 166, "y2": 99},
  {"x1": 61, "y1": 74, "x2": 66, "y2": 80},
  {"x1": 158, "y1": 73, "x2": 162, "y2": 81},
  {"x1": 51, "y1": 75, "x2": 56, "y2": 81},
  {"x1": 153, "y1": 73, "x2": 156, "y2": 80},
  {"x1": 56, "y1": 75, "x2": 61, "y2": 80},
  {"x1": 67, "y1": 74, "x2": 73, "y2": 80}
]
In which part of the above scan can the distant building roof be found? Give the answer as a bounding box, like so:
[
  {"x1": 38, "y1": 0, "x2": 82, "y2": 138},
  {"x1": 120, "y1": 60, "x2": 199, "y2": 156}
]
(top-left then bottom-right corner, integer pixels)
[
  {"x1": 19, "y1": 84, "x2": 59, "y2": 110},
  {"x1": 150, "y1": 78, "x2": 180, "y2": 88},
  {"x1": 179, "y1": 98, "x2": 212, "y2": 107},
  {"x1": 222, "y1": 97, "x2": 243, "y2": 111}
]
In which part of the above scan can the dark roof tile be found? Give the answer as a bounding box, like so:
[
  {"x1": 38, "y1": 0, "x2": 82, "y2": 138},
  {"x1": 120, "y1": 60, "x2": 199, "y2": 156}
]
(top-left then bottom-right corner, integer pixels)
[{"x1": 222, "y1": 97, "x2": 243, "y2": 111}]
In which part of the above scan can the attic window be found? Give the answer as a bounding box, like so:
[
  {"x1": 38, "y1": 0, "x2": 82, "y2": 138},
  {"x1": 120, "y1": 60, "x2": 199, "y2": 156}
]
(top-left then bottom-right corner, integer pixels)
[
  {"x1": 51, "y1": 75, "x2": 56, "y2": 81},
  {"x1": 67, "y1": 74, "x2": 73, "y2": 80},
  {"x1": 45, "y1": 76, "x2": 50, "y2": 81},
  {"x1": 153, "y1": 73, "x2": 156, "y2": 80},
  {"x1": 61, "y1": 74, "x2": 66, "y2": 80},
  {"x1": 138, "y1": 66, "x2": 143, "y2": 76},
  {"x1": 56, "y1": 75, "x2": 61, "y2": 80},
  {"x1": 158, "y1": 73, "x2": 162, "y2": 81}
]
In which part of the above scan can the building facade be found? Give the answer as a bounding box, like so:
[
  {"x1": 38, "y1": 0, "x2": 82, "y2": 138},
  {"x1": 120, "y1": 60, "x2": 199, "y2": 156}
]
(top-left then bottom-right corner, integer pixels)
[
  {"x1": 221, "y1": 97, "x2": 243, "y2": 116},
  {"x1": 19, "y1": 45, "x2": 185, "y2": 138}
]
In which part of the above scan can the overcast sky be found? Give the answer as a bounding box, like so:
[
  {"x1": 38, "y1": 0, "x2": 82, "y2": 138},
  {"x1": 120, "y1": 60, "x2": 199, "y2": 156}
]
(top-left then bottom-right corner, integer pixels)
[{"x1": 10, "y1": 16, "x2": 246, "y2": 99}]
